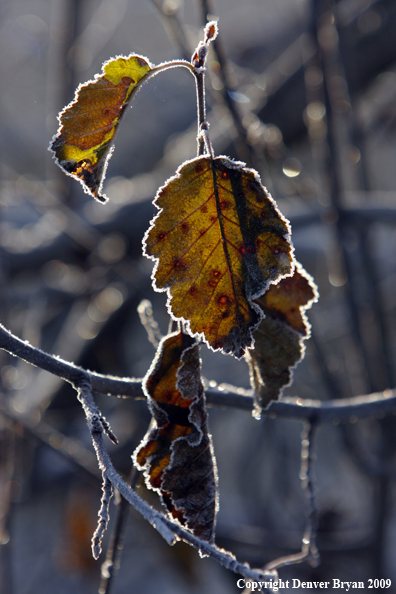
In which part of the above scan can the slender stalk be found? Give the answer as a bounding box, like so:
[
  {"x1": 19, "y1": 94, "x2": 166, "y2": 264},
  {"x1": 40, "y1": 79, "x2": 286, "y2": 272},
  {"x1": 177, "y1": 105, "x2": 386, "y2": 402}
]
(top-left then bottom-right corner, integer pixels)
[
  {"x1": 265, "y1": 422, "x2": 319, "y2": 571},
  {"x1": 151, "y1": 59, "x2": 194, "y2": 76},
  {"x1": 191, "y1": 22, "x2": 218, "y2": 156},
  {"x1": 99, "y1": 466, "x2": 140, "y2": 594},
  {"x1": 196, "y1": 71, "x2": 207, "y2": 155}
]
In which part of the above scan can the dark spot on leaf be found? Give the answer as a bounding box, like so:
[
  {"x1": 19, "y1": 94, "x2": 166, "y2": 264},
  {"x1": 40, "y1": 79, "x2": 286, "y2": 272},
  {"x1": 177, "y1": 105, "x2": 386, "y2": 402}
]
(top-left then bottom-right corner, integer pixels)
[
  {"x1": 189, "y1": 286, "x2": 198, "y2": 296},
  {"x1": 247, "y1": 179, "x2": 261, "y2": 197},
  {"x1": 162, "y1": 392, "x2": 175, "y2": 404},
  {"x1": 221, "y1": 171, "x2": 228, "y2": 179},
  {"x1": 208, "y1": 280, "x2": 217, "y2": 287},
  {"x1": 121, "y1": 76, "x2": 133, "y2": 85},
  {"x1": 212, "y1": 270, "x2": 221, "y2": 277},
  {"x1": 219, "y1": 201, "x2": 230, "y2": 210},
  {"x1": 137, "y1": 57, "x2": 148, "y2": 67},
  {"x1": 241, "y1": 244, "x2": 256, "y2": 255},
  {"x1": 210, "y1": 215, "x2": 217, "y2": 223},
  {"x1": 218, "y1": 295, "x2": 229, "y2": 305},
  {"x1": 157, "y1": 232, "x2": 167, "y2": 241},
  {"x1": 181, "y1": 222, "x2": 190, "y2": 232},
  {"x1": 200, "y1": 205, "x2": 208, "y2": 213},
  {"x1": 173, "y1": 258, "x2": 187, "y2": 271}
]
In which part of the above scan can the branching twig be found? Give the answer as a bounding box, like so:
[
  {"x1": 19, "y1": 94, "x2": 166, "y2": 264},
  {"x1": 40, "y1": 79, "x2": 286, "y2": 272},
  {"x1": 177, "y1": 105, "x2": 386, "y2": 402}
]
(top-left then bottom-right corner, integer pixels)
[
  {"x1": 75, "y1": 380, "x2": 278, "y2": 581},
  {"x1": 1, "y1": 320, "x2": 396, "y2": 579},
  {"x1": 0, "y1": 327, "x2": 276, "y2": 580}
]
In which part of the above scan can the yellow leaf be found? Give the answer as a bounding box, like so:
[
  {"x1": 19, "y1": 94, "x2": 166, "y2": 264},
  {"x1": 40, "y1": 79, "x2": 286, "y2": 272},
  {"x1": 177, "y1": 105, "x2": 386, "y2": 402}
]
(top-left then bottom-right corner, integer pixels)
[
  {"x1": 144, "y1": 155, "x2": 295, "y2": 357},
  {"x1": 50, "y1": 54, "x2": 152, "y2": 202}
]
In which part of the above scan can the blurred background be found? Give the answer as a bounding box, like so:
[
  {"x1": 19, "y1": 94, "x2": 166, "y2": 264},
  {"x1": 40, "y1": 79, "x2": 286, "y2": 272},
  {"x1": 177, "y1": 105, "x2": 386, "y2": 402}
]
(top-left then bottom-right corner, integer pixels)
[{"x1": 1, "y1": 0, "x2": 396, "y2": 592}]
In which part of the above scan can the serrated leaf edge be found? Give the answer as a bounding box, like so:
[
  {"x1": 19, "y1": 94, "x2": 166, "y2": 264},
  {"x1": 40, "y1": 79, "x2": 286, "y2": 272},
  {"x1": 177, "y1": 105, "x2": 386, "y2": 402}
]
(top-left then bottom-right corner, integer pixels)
[{"x1": 143, "y1": 154, "x2": 296, "y2": 358}]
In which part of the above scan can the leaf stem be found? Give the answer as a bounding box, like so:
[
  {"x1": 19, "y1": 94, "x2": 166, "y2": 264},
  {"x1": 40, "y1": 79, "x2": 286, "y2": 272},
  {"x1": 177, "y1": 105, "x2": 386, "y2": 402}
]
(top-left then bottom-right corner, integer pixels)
[
  {"x1": 150, "y1": 59, "x2": 194, "y2": 77},
  {"x1": 195, "y1": 70, "x2": 207, "y2": 156}
]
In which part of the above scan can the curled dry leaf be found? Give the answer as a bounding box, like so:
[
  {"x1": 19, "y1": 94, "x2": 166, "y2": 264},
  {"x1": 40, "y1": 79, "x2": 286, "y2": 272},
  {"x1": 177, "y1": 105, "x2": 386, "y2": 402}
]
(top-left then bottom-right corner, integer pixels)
[
  {"x1": 133, "y1": 331, "x2": 218, "y2": 542},
  {"x1": 144, "y1": 155, "x2": 294, "y2": 358},
  {"x1": 50, "y1": 54, "x2": 152, "y2": 202},
  {"x1": 246, "y1": 263, "x2": 319, "y2": 416}
]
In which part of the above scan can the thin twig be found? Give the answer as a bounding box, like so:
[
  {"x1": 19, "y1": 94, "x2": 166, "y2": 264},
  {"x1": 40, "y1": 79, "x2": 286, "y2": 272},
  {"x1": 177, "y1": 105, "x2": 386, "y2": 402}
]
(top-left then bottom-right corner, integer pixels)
[
  {"x1": 265, "y1": 422, "x2": 319, "y2": 571},
  {"x1": 150, "y1": 0, "x2": 191, "y2": 61},
  {"x1": 137, "y1": 299, "x2": 163, "y2": 349},
  {"x1": 92, "y1": 477, "x2": 114, "y2": 559},
  {"x1": 99, "y1": 466, "x2": 140, "y2": 594},
  {"x1": 191, "y1": 21, "x2": 218, "y2": 156}
]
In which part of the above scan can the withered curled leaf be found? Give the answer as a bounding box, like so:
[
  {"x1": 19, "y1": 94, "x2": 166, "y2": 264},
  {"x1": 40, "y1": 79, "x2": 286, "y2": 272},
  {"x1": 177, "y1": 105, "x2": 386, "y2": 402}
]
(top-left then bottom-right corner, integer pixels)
[
  {"x1": 50, "y1": 54, "x2": 152, "y2": 202},
  {"x1": 246, "y1": 263, "x2": 318, "y2": 416},
  {"x1": 133, "y1": 331, "x2": 218, "y2": 542},
  {"x1": 144, "y1": 155, "x2": 295, "y2": 358}
]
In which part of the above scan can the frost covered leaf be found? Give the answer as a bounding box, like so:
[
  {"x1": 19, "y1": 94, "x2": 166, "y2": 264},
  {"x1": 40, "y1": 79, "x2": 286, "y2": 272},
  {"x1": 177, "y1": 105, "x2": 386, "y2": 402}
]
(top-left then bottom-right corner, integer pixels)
[
  {"x1": 133, "y1": 331, "x2": 218, "y2": 542},
  {"x1": 144, "y1": 155, "x2": 294, "y2": 358},
  {"x1": 50, "y1": 54, "x2": 152, "y2": 202},
  {"x1": 246, "y1": 263, "x2": 318, "y2": 415}
]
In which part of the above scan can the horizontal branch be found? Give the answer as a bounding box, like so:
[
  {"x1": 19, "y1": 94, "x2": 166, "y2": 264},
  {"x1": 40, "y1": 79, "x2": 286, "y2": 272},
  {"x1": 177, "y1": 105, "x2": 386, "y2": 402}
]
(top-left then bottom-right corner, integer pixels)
[
  {"x1": 0, "y1": 324, "x2": 395, "y2": 423},
  {"x1": 205, "y1": 387, "x2": 396, "y2": 423}
]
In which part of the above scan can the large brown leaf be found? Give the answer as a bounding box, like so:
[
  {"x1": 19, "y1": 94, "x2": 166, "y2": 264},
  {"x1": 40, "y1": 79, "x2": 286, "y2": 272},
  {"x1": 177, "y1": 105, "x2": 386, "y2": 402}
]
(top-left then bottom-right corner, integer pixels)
[{"x1": 144, "y1": 155, "x2": 295, "y2": 358}]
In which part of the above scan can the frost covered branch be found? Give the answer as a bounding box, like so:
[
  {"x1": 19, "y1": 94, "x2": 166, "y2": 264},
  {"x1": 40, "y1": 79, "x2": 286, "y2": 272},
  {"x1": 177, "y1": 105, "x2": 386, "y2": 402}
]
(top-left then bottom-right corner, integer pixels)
[
  {"x1": 1, "y1": 324, "x2": 395, "y2": 424},
  {"x1": 0, "y1": 323, "x2": 276, "y2": 579}
]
